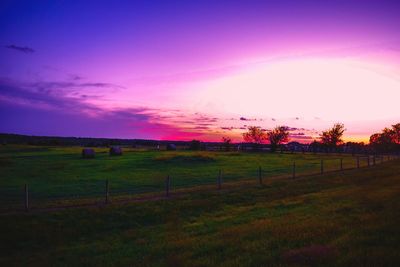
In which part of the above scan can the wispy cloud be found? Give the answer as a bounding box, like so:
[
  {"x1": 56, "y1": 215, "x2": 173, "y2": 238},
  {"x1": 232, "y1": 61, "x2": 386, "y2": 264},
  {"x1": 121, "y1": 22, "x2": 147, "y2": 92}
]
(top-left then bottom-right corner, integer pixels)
[
  {"x1": 0, "y1": 78, "x2": 105, "y2": 115},
  {"x1": 69, "y1": 75, "x2": 84, "y2": 81},
  {"x1": 31, "y1": 81, "x2": 125, "y2": 92},
  {"x1": 5, "y1": 44, "x2": 35, "y2": 53},
  {"x1": 0, "y1": 78, "x2": 224, "y2": 140},
  {"x1": 240, "y1": 117, "x2": 258, "y2": 121}
]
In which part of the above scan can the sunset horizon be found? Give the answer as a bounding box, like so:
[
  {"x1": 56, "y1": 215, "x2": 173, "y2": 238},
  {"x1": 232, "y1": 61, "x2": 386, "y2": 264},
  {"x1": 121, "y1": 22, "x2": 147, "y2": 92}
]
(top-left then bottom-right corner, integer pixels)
[
  {"x1": 2, "y1": 1, "x2": 400, "y2": 265},
  {"x1": 1, "y1": 0, "x2": 400, "y2": 143}
]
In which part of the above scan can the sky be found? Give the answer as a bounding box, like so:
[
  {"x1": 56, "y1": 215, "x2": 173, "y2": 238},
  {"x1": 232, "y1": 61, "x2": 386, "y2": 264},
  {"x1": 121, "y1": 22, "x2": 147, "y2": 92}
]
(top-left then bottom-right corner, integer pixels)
[{"x1": 1, "y1": 0, "x2": 400, "y2": 143}]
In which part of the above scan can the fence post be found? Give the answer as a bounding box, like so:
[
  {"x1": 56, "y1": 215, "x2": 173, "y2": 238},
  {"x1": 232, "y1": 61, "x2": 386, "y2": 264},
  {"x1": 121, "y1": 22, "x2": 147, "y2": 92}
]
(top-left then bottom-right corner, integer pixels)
[
  {"x1": 357, "y1": 157, "x2": 360, "y2": 169},
  {"x1": 258, "y1": 166, "x2": 262, "y2": 185},
  {"x1": 321, "y1": 159, "x2": 324, "y2": 174},
  {"x1": 367, "y1": 156, "x2": 370, "y2": 167},
  {"x1": 373, "y1": 155, "x2": 376, "y2": 165},
  {"x1": 292, "y1": 161, "x2": 296, "y2": 179},
  {"x1": 165, "y1": 175, "x2": 170, "y2": 197},
  {"x1": 218, "y1": 170, "x2": 222, "y2": 190},
  {"x1": 24, "y1": 183, "x2": 29, "y2": 212},
  {"x1": 340, "y1": 158, "x2": 343, "y2": 171},
  {"x1": 105, "y1": 179, "x2": 109, "y2": 204}
]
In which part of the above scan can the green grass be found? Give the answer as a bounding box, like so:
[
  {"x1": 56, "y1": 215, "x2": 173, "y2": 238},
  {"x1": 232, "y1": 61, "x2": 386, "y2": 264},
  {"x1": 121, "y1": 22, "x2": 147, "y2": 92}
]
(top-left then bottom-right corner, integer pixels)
[
  {"x1": 0, "y1": 145, "x2": 361, "y2": 204},
  {"x1": 0, "y1": 157, "x2": 399, "y2": 266}
]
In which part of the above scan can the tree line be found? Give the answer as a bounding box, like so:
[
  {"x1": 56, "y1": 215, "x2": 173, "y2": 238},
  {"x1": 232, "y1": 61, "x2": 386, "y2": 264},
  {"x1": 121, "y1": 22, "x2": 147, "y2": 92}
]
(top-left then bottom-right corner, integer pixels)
[
  {"x1": 239, "y1": 122, "x2": 400, "y2": 153},
  {"x1": 369, "y1": 123, "x2": 400, "y2": 153}
]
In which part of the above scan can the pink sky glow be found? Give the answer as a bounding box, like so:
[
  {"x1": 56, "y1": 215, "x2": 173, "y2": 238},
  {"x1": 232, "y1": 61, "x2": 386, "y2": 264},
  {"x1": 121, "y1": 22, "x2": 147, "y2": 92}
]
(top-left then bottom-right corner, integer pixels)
[{"x1": 1, "y1": 1, "x2": 400, "y2": 143}]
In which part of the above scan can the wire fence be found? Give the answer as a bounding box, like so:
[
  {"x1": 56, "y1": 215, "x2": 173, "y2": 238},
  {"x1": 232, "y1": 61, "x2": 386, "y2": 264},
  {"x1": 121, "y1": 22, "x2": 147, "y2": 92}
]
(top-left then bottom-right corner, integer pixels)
[{"x1": 0, "y1": 154, "x2": 398, "y2": 213}]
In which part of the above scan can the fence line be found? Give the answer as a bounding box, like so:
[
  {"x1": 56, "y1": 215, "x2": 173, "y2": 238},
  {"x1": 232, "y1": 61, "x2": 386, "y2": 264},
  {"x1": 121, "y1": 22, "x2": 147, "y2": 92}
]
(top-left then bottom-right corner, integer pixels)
[{"x1": 1, "y1": 154, "x2": 399, "y2": 213}]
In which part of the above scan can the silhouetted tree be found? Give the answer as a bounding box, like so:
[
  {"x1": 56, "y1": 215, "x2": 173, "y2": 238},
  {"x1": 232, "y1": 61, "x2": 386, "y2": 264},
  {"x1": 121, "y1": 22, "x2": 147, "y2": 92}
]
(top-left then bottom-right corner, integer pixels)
[
  {"x1": 320, "y1": 123, "x2": 345, "y2": 151},
  {"x1": 243, "y1": 126, "x2": 267, "y2": 149},
  {"x1": 267, "y1": 126, "x2": 289, "y2": 152},
  {"x1": 369, "y1": 123, "x2": 400, "y2": 152},
  {"x1": 309, "y1": 140, "x2": 323, "y2": 153},
  {"x1": 344, "y1": 141, "x2": 365, "y2": 155},
  {"x1": 222, "y1": 136, "x2": 232, "y2": 151},
  {"x1": 189, "y1": 140, "x2": 201, "y2": 150},
  {"x1": 391, "y1": 123, "x2": 400, "y2": 144}
]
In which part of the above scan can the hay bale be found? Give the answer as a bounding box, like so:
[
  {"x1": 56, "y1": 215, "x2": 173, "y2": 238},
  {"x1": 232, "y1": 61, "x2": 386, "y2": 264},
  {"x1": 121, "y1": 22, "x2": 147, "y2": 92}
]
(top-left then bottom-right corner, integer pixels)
[
  {"x1": 109, "y1": 146, "x2": 123, "y2": 156},
  {"x1": 166, "y1": 144, "x2": 176, "y2": 151},
  {"x1": 82, "y1": 148, "x2": 95, "y2": 158}
]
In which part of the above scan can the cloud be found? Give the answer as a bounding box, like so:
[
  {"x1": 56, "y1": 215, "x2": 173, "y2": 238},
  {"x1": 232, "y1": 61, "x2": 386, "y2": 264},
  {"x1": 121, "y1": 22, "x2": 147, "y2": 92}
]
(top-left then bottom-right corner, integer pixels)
[
  {"x1": 5, "y1": 44, "x2": 35, "y2": 53},
  {"x1": 0, "y1": 100, "x2": 186, "y2": 139},
  {"x1": 240, "y1": 117, "x2": 257, "y2": 121},
  {"x1": 0, "y1": 79, "x2": 189, "y2": 139},
  {"x1": 80, "y1": 82, "x2": 125, "y2": 88},
  {"x1": 193, "y1": 126, "x2": 210, "y2": 130},
  {"x1": 0, "y1": 79, "x2": 107, "y2": 116},
  {"x1": 288, "y1": 134, "x2": 314, "y2": 141},
  {"x1": 31, "y1": 81, "x2": 125, "y2": 93},
  {"x1": 0, "y1": 78, "x2": 137, "y2": 116},
  {"x1": 69, "y1": 75, "x2": 84, "y2": 81},
  {"x1": 0, "y1": 78, "x2": 224, "y2": 140}
]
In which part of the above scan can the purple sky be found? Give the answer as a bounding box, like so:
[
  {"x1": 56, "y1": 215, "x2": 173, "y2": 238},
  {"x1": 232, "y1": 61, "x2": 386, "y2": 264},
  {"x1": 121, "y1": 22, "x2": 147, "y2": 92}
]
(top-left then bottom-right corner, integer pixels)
[{"x1": 1, "y1": 0, "x2": 400, "y2": 142}]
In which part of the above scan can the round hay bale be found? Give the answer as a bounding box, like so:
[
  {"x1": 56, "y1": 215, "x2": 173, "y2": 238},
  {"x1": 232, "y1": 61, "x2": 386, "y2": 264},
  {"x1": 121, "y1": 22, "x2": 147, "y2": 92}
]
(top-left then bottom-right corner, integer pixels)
[
  {"x1": 166, "y1": 144, "x2": 176, "y2": 151},
  {"x1": 109, "y1": 146, "x2": 123, "y2": 156},
  {"x1": 82, "y1": 148, "x2": 95, "y2": 158}
]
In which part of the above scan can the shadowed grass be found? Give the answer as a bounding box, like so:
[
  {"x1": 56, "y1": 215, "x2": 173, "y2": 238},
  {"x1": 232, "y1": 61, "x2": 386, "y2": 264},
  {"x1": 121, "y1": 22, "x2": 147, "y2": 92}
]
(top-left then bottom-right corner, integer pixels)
[{"x1": 0, "y1": 159, "x2": 399, "y2": 266}]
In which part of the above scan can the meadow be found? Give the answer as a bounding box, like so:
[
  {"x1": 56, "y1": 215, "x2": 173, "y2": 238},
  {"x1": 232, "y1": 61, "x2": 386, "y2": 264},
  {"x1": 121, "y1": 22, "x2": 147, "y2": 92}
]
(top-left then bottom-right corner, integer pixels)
[
  {"x1": 0, "y1": 152, "x2": 399, "y2": 266},
  {"x1": 0, "y1": 145, "x2": 366, "y2": 211}
]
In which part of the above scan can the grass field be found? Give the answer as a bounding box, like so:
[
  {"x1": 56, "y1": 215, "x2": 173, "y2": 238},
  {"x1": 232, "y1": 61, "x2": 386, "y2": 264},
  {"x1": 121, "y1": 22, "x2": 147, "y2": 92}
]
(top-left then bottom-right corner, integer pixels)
[
  {"x1": 0, "y1": 145, "x2": 369, "y2": 210},
  {"x1": 0, "y1": 153, "x2": 399, "y2": 266}
]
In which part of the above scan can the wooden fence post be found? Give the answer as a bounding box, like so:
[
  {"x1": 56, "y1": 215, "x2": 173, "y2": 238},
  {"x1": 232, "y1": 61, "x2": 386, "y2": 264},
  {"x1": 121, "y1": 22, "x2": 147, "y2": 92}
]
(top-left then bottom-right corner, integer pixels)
[
  {"x1": 165, "y1": 175, "x2": 170, "y2": 197},
  {"x1": 258, "y1": 166, "x2": 262, "y2": 185},
  {"x1": 340, "y1": 158, "x2": 343, "y2": 171},
  {"x1": 321, "y1": 159, "x2": 324, "y2": 174},
  {"x1": 24, "y1": 183, "x2": 29, "y2": 212},
  {"x1": 367, "y1": 156, "x2": 370, "y2": 167},
  {"x1": 218, "y1": 170, "x2": 222, "y2": 190},
  {"x1": 105, "y1": 179, "x2": 109, "y2": 204},
  {"x1": 357, "y1": 157, "x2": 360, "y2": 169},
  {"x1": 292, "y1": 161, "x2": 296, "y2": 179},
  {"x1": 373, "y1": 155, "x2": 376, "y2": 165}
]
